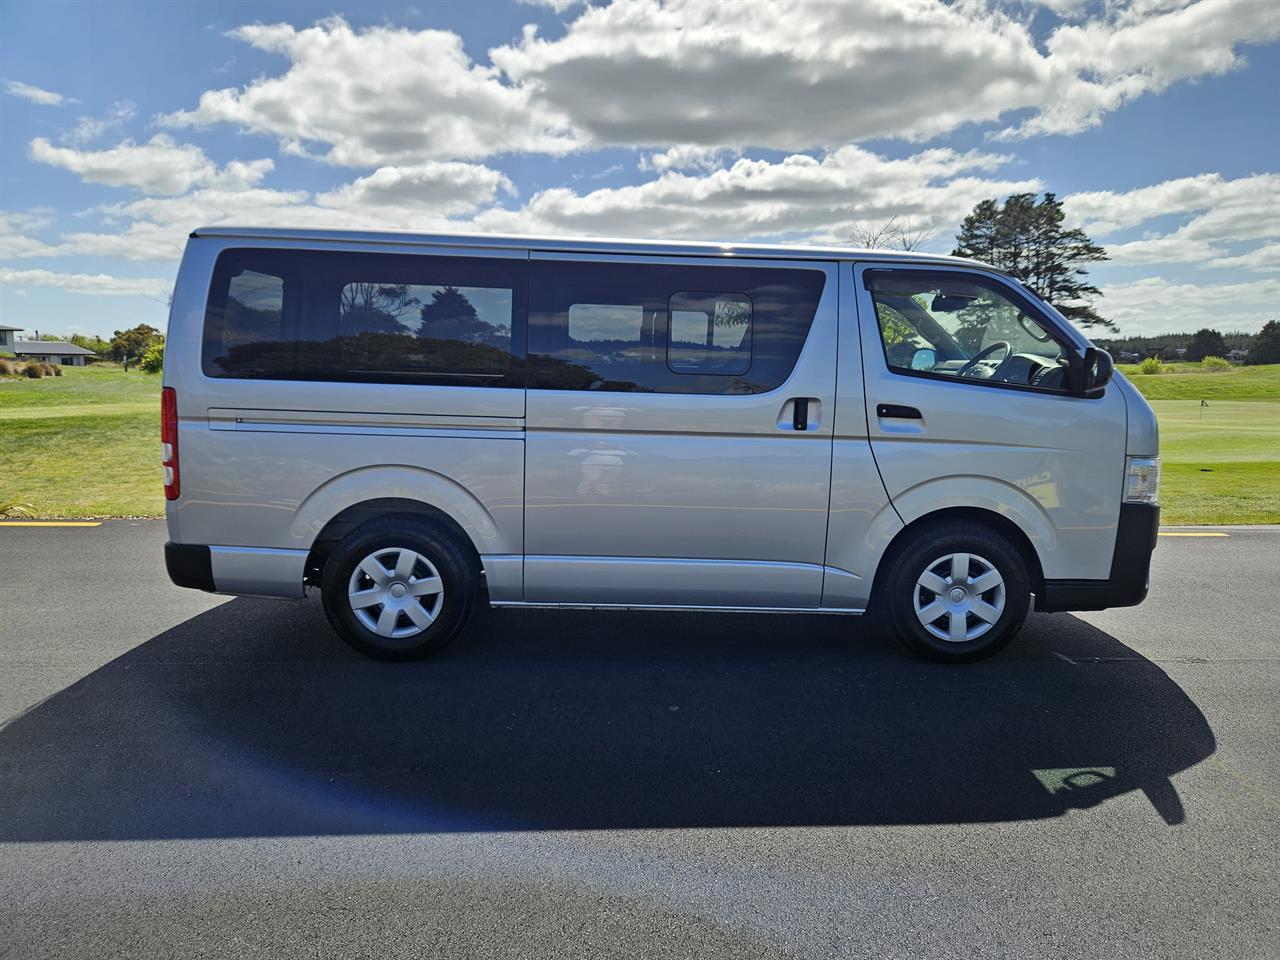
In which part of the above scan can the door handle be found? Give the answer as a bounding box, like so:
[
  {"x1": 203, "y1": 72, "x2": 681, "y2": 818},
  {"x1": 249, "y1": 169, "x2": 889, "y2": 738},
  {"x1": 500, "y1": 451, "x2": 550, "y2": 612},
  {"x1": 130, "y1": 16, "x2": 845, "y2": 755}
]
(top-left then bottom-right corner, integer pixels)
[
  {"x1": 793, "y1": 397, "x2": 809, "y2": 431},
  {"x1": 876, "y1": 403, "x2": 922, "y2": 419}
]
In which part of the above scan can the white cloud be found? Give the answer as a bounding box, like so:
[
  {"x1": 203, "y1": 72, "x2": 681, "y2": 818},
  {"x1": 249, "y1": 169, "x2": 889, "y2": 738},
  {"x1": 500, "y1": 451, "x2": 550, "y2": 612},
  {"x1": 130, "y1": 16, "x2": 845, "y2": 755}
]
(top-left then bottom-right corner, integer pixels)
[
  {"x1": 640, "y1": 145, "x2": 737, "y2": 173},
  {"x1": 0, "y1": 268, "x2": 171, "y2": 299},
  {"x1": 3, "y1": 79, "x2": 71, "y2": 105},
  {"x1": 28, "y1": 135, "x2": 273, "y2": 196},
  {"x1": 61, "y1": 100, "x2": 137, "y2": 146},
  {"x1": 0, "y1": 210, "x2": 58, "y2": 259},
  {"x1": 1100, "y1": 276, "x2": 1280, "y2": 335},
  {"x1": 1207, "y1": 242, "x2": 1280, "y2": 273},
  {"x1": 315, "y1": 162, "x2": 515, "y2": 214},
  {"x1": 1065, "y1": 173, "x2": 1280, "y2": 269},
  {"x1": 152, "y1": 3, "x2": 1279, "y2": 168},
  {"x1": 495, "y1": 0, "x2": 1280, "y2": 152},
  {"x1": 471, "y1": 145, "x2": 1039, "y2": 243},
  {"x1": 158, "y1": 16, "x2": 580, "y2": 166}
]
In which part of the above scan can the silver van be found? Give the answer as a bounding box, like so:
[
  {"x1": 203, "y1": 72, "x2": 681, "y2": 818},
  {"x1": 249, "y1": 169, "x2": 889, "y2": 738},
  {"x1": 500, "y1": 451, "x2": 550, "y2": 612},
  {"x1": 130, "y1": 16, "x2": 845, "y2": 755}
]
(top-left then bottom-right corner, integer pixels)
[{"x1": 162, "y1": 228, "x2": 1159, "y2": 663}]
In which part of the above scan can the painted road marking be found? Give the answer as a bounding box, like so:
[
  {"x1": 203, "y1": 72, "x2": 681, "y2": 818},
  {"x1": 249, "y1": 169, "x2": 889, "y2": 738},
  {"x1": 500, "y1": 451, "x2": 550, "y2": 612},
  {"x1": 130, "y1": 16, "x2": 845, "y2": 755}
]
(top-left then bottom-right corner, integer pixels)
[
  {"x1": 1159, "y1": 532, "x2": 1229, "y2": 537},
  {"x1": 0, "y1": 521, "x2": 103, "y2": 527}
]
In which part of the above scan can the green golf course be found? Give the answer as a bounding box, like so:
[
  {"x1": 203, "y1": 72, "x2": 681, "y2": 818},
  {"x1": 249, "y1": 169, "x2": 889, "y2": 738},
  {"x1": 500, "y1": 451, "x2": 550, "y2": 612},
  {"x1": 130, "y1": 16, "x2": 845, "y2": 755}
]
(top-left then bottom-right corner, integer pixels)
[{"x1": 2, "y1": 362, "x2": 1277, "y2": 523}]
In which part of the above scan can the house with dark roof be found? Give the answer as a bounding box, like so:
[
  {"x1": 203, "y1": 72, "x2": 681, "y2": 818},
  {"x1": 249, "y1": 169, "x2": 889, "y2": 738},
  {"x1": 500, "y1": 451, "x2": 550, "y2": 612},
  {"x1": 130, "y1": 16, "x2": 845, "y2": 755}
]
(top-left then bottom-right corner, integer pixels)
[
  {"x1": 12, "y1": 337, "x2": 97, "y2": 366},
  {"x1": 3, "y1": 323, "x2": 100, "y2": 365}
]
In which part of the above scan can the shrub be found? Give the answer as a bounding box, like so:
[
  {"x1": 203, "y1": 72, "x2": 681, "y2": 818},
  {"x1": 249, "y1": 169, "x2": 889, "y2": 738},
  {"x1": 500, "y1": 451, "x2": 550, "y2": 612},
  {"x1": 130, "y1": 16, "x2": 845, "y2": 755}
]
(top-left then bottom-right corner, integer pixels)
[
  {"x1": 1200, "y1": 355, "x2": 1231, "y2": 371},
  {"x1": 22, "y1": 361, "x2": 43, "y2": 378},
  {"x1": 0, "y1": 358, "x2": 17, "y2": 377},
  {"x1": 1137, "y1": 356, "x2": 1162, "y2": 375},
  {"x1": 52, "y1": 364, "x2": 63, "y2": 376},
  {"x1": 139, "y1": 338, "x2": 165, "y2": 374}
]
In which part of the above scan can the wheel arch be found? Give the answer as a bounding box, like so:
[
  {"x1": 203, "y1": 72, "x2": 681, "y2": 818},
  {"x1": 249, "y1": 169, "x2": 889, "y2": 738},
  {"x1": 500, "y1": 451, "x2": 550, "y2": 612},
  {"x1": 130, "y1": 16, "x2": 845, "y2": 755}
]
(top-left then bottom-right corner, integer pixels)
[{"x1": 869, "y1": 506, "x2": 1046, "y2": 608}]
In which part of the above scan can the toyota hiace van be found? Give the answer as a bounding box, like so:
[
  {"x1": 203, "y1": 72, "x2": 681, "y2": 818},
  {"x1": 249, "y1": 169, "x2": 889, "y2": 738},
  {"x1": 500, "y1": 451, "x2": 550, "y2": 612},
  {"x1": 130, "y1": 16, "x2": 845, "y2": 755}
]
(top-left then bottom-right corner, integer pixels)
[{"x1": 162, "y1": 228, "x2": 1159, "y2": 662}]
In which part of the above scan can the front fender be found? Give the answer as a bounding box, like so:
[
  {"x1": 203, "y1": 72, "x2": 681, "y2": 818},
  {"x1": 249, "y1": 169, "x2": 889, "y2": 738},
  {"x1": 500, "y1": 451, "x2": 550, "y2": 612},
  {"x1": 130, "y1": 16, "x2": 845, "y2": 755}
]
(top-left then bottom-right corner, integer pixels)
[{"x1": 874, "y1": 474, "x2": 1061, "y2": 577}]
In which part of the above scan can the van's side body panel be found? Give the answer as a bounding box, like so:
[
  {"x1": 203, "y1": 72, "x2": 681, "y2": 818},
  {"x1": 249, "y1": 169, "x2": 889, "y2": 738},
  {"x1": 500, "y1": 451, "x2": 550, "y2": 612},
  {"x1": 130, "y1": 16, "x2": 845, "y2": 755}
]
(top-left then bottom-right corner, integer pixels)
[
  {"x1": 821, "y1": 263, "x2": 904, "y2": 610},
  {"x1": 522, "y1": 254, "x2": 850, "y2": 609},
  {"x1": 165, "y1": 237, "x2": 526, "y2": 599},
  {"x1": 851, "y1": 262, "x2": 1126, "y2": 582}
]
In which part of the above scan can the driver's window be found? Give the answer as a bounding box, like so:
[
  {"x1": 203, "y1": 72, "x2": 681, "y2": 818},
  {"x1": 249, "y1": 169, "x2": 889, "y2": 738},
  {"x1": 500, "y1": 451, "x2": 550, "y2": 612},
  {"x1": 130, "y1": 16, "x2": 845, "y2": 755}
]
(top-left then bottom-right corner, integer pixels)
[{"x1": 869, "y1": 272, "x2": 1068, "y2": 391}]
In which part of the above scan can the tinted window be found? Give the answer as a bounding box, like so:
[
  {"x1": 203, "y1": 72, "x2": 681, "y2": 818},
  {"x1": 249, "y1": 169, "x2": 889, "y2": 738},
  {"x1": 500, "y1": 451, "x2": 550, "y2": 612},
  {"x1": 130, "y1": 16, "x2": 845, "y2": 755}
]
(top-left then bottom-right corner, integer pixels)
[
  {"x1": 869, "y1": 271, "x2": 1069, "y2": 391},
  {"x1": 203, "y1": 249, "x2": 522, "y2": 385},
  {"x1": 529, "y1": 260, "x2": 824, "y2": 394},
  {"x1": 668, "y1": 292, "x2": 751, "y2": 375}
]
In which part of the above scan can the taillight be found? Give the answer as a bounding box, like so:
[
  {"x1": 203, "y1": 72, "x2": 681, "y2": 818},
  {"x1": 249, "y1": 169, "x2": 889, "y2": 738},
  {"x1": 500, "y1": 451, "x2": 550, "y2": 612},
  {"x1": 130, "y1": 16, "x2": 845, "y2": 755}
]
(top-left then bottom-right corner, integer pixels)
[{"x1": 161, "y1": 386, "x2": 179, "y2": 501}]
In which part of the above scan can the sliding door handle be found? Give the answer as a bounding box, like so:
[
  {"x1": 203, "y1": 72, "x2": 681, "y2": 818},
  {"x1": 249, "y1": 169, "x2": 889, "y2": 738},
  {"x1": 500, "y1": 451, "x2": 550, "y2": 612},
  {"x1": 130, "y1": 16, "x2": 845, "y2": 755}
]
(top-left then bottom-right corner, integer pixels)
[
  {"x1": 793, "y1": 398, "x2": 809, "y2": 431},
  {"x1": 876, "y1": 403, "x2": 923, "y2": 419}
]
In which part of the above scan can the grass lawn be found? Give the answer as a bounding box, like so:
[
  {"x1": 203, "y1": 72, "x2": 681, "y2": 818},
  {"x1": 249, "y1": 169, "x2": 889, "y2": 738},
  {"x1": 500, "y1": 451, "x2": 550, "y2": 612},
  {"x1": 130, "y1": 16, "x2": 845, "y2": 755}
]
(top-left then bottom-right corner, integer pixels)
[
  {"x1": 0, "y1": 365, "x2": 163, "y2": 518},
  {"x1": 1, "y1": 362, "x2": 1277, "y2": 523},
  {"x1": 1119, "y1": 362, "x2": 1279, "y2": 524}
]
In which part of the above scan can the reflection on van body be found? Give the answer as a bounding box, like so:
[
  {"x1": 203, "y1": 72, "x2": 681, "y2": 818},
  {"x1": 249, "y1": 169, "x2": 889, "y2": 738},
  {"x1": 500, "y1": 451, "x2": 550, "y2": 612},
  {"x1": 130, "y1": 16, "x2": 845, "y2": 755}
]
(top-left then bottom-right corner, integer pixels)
[{"x1": 162, "y1": 229, "x2": 1160, "y2": 664}]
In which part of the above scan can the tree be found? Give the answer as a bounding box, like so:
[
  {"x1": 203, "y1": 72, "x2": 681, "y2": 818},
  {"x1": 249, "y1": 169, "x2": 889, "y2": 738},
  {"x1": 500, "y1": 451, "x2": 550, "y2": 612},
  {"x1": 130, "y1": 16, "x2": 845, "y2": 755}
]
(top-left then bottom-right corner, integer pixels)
[
  {"x1": 1247, "y1": 320, "x2": 1280, "y2": 365},
  {"x1": 1184, "y1": 328, "x2": 1227, "y2": 362},
  {"x1": 953, "y1": 192, "x2": 1114, "y2": 330},
  {"x1": 139, "y1": 337, "x2": 165, "y2": 374},
  {"x1": 849, "y1": 215, "x2": 935, "y2": 252},
  {"x1": 419, "y1": 286, "x2": 504, "y2": 345},
  {"x1": 67, "y1": 333, "x2": 112, "y2": 357},
  {"x1": 109, "y1": 323, "x2": 163, "y2": 363},
  {"x1": 339, "y1": 283, "x2": 420, "y2": 333}
]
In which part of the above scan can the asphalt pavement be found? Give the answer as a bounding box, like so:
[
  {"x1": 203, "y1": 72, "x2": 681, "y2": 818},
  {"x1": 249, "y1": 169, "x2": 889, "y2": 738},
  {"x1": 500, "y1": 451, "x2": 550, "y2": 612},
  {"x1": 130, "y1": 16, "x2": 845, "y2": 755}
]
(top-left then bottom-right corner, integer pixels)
[{"x1": 0, "y1": 521, "x2": 1276, "y2": 959}]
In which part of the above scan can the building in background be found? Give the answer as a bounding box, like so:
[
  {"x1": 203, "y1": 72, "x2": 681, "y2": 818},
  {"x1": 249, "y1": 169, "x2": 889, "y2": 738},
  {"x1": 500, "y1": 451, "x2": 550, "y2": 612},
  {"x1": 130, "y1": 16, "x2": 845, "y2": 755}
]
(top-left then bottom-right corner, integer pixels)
[
  {"x1": 11, "y1": 337, "x2": 96, "y2": 366},
  {"x1": 0, "y1": 324, "x2": 21, "y2": 353}
]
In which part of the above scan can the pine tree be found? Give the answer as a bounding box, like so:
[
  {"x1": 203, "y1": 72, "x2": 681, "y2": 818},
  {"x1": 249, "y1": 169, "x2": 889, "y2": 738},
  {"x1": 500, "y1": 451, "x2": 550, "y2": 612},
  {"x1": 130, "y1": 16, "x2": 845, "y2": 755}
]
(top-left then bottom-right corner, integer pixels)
[{"x1": 953, "y1": 193, "x2": 1113, "y2": 331}]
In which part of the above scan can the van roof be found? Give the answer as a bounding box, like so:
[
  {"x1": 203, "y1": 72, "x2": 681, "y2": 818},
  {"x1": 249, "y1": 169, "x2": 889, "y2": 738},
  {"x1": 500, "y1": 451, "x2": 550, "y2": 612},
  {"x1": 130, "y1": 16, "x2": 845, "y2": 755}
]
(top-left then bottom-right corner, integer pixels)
[{"x1": 190, "y1": 226, "x2": 995, "y2": 269}]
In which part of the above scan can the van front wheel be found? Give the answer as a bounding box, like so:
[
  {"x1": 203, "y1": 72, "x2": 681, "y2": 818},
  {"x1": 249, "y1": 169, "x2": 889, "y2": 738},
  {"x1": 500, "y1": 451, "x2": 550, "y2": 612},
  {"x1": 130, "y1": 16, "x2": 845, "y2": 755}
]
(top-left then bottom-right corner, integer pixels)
[
  {"x1": 320, "y1": 516, "x2": 477, "y2": 661},
  {"x1": 880, "y1": 522, "x2": 1030, "y2": 663}
]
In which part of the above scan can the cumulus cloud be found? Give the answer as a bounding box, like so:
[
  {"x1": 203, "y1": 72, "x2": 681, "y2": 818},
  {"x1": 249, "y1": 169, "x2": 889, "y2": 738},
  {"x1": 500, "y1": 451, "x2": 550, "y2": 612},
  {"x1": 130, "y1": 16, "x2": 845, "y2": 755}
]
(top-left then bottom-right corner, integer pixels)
[
  {"x1": 0, "y1": 268, "x2": 172, "y2": 299},
  {"x1": 28, "y1": 135, "x2": 274, "y2": 196},
  {"x1": 1100, "y1": 276, "x2": 1280, "y2": 335},
  {"x1": 1000, "y1": 0, "x2": 1280, "y2": 139},
  {"x1": 470, "y1": 145, "x2": 1040, "y2": 243},
  {"x1": 315, "y1": 162, "x2": 516, "y2": 214},
  {"x1": 150, "y1": 3, "x2": 1279, "y2": 167},
  {"x1": 495, "y1": 0, "x2": 1280, "y2": 151},
  {"x1": 158, "y1": 16, "x2": 580, "y2": 166},
  {"x1": 3, "y1": 79, "x2": 71, "y2": 105},
  {"x1": 1065, "y1": 173, "x2": 1280, "y2": 269},
  {"x1": 0, "y1": 209, "x2": 58, "y2": 259},
  {"x1": 639, "y1": 145, "x2": 738, "y2": 173}
]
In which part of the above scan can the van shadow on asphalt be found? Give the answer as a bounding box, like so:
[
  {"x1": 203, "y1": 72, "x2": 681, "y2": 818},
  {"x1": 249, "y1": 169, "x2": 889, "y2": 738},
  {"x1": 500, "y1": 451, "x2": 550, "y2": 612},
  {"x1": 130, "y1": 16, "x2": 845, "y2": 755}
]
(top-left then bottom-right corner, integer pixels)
[{"x1": 0, "y1": 598, "x2": 1214, "y2": 841}]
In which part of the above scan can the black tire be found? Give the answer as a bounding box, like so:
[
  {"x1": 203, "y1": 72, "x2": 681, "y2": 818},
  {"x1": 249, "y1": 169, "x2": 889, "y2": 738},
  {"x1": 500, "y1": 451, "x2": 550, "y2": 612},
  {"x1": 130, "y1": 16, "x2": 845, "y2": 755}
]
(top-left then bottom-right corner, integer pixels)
[
  {"x1": 879, "y1": 520, "x2": 1030, "y2": 663},
  {"x1": 320, "y1": 515, "x2": 477, "y2": 661}
]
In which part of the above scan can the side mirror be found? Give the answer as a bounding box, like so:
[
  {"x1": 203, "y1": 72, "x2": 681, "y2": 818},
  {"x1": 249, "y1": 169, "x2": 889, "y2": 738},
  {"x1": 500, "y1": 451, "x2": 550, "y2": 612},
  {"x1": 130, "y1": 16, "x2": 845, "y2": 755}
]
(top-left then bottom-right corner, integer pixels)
[
  {"x1": 910, "y1": 347, "x2": 937, "y2": 371},
  {"x1": 1074, "y1": 346, "x2": 1113, "y2": 398}
]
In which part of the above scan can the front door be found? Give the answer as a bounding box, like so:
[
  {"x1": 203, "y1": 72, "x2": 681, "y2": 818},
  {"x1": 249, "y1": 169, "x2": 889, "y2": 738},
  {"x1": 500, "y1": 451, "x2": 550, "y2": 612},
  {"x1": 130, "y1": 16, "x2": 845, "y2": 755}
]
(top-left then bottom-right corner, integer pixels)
[
  {"x1": 854, "y1": 263, "x2": 1127, "y2": 582},
  {"x1": 523, "y1": 253, "x2": 839, "y2": 607}
]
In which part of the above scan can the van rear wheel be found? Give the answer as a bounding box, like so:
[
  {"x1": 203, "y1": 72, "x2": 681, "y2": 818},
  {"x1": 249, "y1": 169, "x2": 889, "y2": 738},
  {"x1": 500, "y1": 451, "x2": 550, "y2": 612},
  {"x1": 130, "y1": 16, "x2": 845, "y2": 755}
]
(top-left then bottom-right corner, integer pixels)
[
  {"x1": 320, "y1": 516, "x2": 477, "y2": 661},
  {"x1": 880, "y1": 521, "x2": 1030, "y2": 663}
]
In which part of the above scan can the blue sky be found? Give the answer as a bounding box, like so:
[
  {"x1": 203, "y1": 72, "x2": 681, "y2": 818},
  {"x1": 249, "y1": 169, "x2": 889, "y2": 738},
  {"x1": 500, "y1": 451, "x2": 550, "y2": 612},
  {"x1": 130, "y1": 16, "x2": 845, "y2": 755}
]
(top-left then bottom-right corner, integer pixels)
[{"x1": 1, "y1": 0, "x2": 1278, "y2": 340}]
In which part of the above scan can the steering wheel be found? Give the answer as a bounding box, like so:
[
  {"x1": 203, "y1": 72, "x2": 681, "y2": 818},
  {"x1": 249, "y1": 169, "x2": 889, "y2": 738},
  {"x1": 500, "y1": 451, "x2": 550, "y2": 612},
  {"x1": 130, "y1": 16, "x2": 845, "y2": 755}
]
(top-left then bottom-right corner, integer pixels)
[{"x1": 956, "y1": 341, "x2": 1011, "y2": 378}]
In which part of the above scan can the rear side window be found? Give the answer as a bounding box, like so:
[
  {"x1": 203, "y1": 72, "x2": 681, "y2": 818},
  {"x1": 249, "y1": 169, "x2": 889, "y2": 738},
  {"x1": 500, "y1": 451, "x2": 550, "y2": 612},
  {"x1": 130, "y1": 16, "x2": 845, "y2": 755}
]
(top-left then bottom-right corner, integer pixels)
[
  {"x1": 668, "y1": 292, "x2": 751, "y2": 375},
  {"x1": 202, "y1": 249, "x2": 523, "y2": 385},
  {"x1": 528, "y1": 260, "x2": 824, "y2": 394}
]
